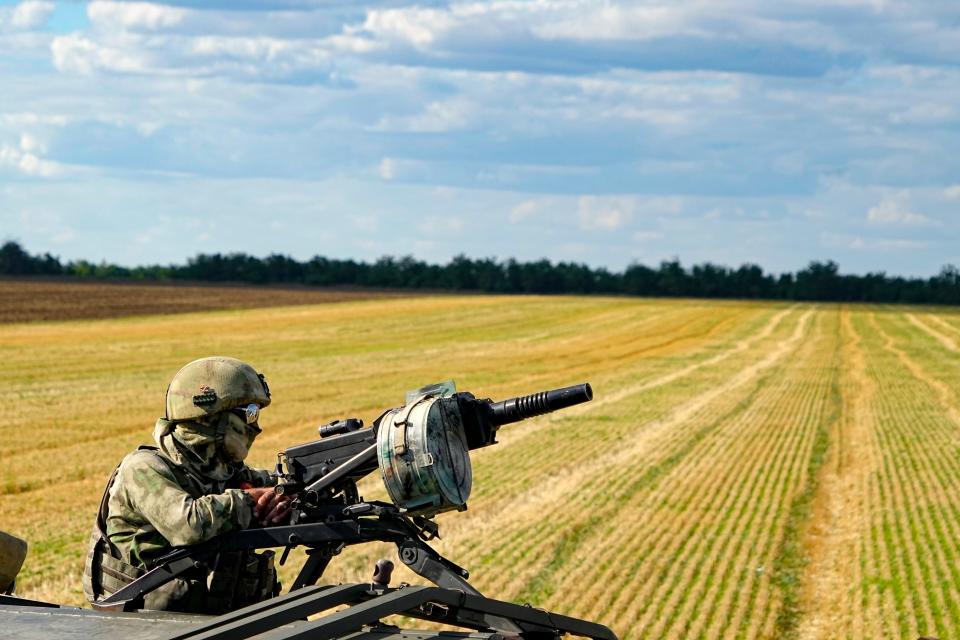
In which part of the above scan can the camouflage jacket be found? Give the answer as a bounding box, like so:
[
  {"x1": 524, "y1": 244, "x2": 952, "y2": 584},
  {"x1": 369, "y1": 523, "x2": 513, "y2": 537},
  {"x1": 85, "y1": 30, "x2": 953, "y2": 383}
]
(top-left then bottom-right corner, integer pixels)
[
  {"x1": 104, "y1": 418, "x2": 274, "y2": 569},
  {"x1": 105, "y1": 449, "x2": 273, "y2": 569}
]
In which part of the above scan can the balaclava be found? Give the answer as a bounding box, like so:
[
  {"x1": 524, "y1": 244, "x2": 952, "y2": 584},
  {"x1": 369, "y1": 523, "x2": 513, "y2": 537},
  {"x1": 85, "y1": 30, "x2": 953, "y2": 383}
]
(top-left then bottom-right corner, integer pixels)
[{"x1": 153, "y1": 411, "x2": 259, "y2": 483}]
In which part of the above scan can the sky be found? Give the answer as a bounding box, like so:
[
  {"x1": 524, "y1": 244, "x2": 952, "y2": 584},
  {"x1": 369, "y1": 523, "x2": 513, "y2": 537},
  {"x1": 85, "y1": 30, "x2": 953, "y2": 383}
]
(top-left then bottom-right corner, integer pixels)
[{"x1": 1, "y1": 0, "x2": 958, "y2": 276}]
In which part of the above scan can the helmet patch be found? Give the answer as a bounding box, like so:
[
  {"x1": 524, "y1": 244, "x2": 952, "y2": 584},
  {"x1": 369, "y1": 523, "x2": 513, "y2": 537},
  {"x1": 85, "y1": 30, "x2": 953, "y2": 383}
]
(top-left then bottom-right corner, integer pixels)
[{"x1": 193, "y1": 385, "x2": 218, "y2": 407}]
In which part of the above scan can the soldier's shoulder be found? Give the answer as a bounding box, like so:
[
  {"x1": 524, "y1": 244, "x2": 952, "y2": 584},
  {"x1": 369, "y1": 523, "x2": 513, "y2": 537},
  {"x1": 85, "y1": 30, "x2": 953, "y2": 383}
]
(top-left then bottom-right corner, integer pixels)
[{"x1": 119, "y1": 448, "x2": 178, "y2": 478}]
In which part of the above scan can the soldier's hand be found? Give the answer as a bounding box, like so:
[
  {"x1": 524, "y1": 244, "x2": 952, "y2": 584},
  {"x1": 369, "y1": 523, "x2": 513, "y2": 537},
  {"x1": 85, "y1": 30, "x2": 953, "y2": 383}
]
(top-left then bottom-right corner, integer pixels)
[{"x1": 243, "y1": 487, "x2": 293, "y2": 526}]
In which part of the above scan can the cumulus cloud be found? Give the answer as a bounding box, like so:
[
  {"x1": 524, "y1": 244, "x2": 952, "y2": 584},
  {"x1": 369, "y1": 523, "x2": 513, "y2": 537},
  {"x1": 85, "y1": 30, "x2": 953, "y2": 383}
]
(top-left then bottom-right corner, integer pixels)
[
  {"x1": 359, "y1": 7, "x2": 456, "y2": 48},
  {"x1": 342, "y1": 1, "x2": 954, "y2": 78},
  {"x1": 19, "y1": 133, "x2": 45, "y2": 154},
  {"x1": 6, "y1": 0, "x2": 960, "y2": 276},
  {"x1": 866, "y1": 196, "x2": 932, "y2": 225},
  {"x1": 578, "y1": 196, "x2": 634, "y2": 230},
  {"x1": 510, "y1": 199, "x2": 545, "y2": 223},
  {"x1": 379, "y1": 158, "x2": 396, "y2": 180},
  {"x1": 0, "y1": 144, "x2": 60, "y2": 177},
  {"x1": 4, "y1": 1, "x2": 54, "y2": 30},
  {"x1": 51, "y1": 31, "x2": 337, "y2": 81},
  {"x1": 0, "y1": 113, "x2": 69, "y2": 127},
  {"x1": 533, "y1": 5, "x2": 698, "y2": 42},
  {"x1": 87, "y1": 1, "x2": 187, "y2": 31},
  {"x1": 372, "y1": 99, "x2": 476, "y2": 133}
]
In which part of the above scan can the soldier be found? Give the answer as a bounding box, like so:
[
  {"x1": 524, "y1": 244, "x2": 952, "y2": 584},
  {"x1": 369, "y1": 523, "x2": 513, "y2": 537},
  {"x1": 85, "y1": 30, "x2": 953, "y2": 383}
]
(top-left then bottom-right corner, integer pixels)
[{"x1": 83, "y1": 356, "x2": 292, "y2": 613}]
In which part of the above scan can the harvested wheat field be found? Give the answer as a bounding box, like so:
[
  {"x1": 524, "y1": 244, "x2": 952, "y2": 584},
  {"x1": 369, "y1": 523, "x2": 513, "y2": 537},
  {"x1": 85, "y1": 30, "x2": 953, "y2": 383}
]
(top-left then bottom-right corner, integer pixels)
[{"x1": 4, "y1": 292, "x2": 960, "y2": 639}]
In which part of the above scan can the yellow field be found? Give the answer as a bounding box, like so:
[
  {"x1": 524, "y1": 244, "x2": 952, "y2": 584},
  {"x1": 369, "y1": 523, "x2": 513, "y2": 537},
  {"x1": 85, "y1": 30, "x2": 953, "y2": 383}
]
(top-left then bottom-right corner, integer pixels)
[{"x1": 4, "y1": 295, "x2": 960, "y2": 638}]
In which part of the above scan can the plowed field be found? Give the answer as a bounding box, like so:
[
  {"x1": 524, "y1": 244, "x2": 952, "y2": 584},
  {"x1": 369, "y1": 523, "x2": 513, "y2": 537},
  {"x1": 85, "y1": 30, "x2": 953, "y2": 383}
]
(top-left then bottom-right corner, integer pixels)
[
  {"x1": 0, "y1": 278, "x2": 409, "y2": 322},
  {"x1": 4, "y1": 295, "x2": 960, "y2": 639}
]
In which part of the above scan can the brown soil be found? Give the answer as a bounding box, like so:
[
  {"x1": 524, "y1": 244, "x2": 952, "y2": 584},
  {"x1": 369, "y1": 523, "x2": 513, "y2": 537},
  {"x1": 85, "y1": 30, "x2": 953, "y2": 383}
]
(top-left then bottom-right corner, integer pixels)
[{"x1": 0, "y1": 277, "x2": 416, "y2": 323}]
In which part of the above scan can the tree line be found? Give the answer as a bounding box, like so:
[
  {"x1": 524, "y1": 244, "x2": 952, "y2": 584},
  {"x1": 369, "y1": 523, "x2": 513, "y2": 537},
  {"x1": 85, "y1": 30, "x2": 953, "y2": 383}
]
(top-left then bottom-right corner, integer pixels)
[{"x1": 3, "y1": 240, "x2": 960, "y2": 304}]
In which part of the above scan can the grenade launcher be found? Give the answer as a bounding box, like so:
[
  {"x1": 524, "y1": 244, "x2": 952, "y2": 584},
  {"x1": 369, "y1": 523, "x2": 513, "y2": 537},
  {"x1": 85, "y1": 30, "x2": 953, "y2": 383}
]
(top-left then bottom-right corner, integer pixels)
[
  {"x1": 93, "y1": 382, "x2": 615, "y2": 640},
  {"x1": 276, "y1": 381, "x2": 593, "y2": 518}
]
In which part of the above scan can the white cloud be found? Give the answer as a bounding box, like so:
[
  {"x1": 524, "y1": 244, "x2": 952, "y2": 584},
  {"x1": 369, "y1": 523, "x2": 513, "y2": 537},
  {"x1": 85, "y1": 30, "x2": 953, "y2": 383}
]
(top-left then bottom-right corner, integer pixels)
[
  {"x1": 578, "y1": 195, "x2": 634, "y2": 230},
  {"x1": 0, "y1": 113, "x2": 69, "y2": 127},
  {"x1": 510, "y1": 199, "x2": 545, "y2": 223},
  {"x1": 359, "y1": 7, "x2": 455, "y2": 48},
  {"x1": 87, "y1": 1, "x2": 186, "y2": 31},
  {"x1": 6, "y1": 0, "x2": 960, "y2": 279},
  {"x1": 866, "y1": 196, "x2": 931, "y2": 225},
  {"x1": 136, "y1": 121, "x2": 162, "y2": 137},
  {"x1": 534, "y1": 5, "x2": 695, "y2": 42},
  {"x1": 52, "y1": 35, "x2": 115, "y2": 74},
  {"x1": 19, "y1": 133, "x2": 45, "y2": 154},
  {"x1": 379, "y1": 158, "x2": 396, "y2": 180},
  {"x1": 372, "y1": 99, "x2": 475, "y2": 133},
  {"x1": 51, "y1": 31, "x2": 334, "y2": 80},
  {"x1": 374, "y1": 158, "x2": 431, "y2": 182},
  {"x1": 0, "y1": 144, "x2": 60, "y2": 177},
  {"x1": 9, "y1": 1, "x2": 54, "y2": 30}
]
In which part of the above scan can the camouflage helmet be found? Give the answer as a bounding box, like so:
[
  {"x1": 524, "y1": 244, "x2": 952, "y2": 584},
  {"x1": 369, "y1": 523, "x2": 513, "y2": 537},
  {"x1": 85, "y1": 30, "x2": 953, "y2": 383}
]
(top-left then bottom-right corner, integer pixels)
[{"x1": 165, "y1": 356, "x2": 271, "y2": 421}]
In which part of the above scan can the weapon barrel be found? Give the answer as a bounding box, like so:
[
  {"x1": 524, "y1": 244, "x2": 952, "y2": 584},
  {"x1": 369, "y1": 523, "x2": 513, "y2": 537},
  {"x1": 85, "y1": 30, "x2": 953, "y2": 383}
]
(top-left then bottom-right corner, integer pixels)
[{"x1": 486, "y1": 383, "x2": 593, "y2": 427}]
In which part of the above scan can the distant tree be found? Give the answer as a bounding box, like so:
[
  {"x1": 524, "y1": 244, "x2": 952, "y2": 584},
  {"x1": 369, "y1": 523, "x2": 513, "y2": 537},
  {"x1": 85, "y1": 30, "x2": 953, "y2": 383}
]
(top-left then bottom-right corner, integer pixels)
[
  {"x1": 7, "y1": 241, "x2": 960, "y2": 306},
  {"x1": 776, "y1": 273, "x2": 795, "y2": 299},
  {"x1": 691, "y1": 263, "x2": 729, "y2": 298},
  {"x1": 930, "y1": 265, "x2": 960, "y2": 305},
  {"x1": 795, "y1": 261, "x2": 841, "y2": 301},
  {"x1": 656, "y1": 259, "x2": 689, "y2": 297},
  {"x1": 0, "y1": 241, "x2": 63, "y2": 275},
  {"x1": 0, "y1": 241, "x2": 34, "y2": 274},
  {"x1": 622, "y1": 262, "x2": 657, "y2": 295}
]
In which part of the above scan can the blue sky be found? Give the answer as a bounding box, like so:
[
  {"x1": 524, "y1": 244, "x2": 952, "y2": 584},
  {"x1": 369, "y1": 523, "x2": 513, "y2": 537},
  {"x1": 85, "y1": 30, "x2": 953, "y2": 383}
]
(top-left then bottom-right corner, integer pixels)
[{"x1": 1, "y1": 0, "x2": 958, "y2": 276}]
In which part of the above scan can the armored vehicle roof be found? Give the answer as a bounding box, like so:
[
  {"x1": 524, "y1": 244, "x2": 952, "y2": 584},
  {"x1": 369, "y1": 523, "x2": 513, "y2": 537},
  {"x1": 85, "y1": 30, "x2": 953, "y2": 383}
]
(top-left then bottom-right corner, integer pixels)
[
  {"x1": 3, "y1": 581, "x2": 614, "y2": 640},
  {"x1": 0, "y1": 603, "x2": 501, "y2": 640}
]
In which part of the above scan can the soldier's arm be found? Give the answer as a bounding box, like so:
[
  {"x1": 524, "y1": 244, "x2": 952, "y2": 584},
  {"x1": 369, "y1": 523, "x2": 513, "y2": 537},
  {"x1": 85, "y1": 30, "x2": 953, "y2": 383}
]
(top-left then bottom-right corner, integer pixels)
[{"x1": 117, "y1": 451, "x2": 255, "y2": 547}]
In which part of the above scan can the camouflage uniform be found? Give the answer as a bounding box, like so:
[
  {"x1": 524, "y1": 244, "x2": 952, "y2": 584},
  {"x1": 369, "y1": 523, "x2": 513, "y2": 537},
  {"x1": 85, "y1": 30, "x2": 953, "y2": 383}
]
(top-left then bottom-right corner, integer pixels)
[
  {"x1": 84, "y1": 357, "x2": 280, "y2": 613},
  {"x1": 107, "y1": 417, "x2": 272, "y2": 569}
]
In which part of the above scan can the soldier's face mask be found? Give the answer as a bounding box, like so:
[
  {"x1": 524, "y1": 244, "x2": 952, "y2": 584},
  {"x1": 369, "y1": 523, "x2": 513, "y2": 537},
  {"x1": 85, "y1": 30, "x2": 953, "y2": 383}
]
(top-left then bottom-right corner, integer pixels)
[{"x1": 222, "y1": 412, "x2": 261, "y2": 463}]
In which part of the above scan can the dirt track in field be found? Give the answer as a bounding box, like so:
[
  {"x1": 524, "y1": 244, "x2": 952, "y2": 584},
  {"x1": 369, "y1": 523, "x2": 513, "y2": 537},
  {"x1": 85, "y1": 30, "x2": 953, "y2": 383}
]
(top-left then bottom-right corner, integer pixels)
[
  {"x1": 798, "y1": 310, "x2": 877, "y2": 639},
  {"x1": 0, "y1": 278, "x2": 413, "y2": 323}
]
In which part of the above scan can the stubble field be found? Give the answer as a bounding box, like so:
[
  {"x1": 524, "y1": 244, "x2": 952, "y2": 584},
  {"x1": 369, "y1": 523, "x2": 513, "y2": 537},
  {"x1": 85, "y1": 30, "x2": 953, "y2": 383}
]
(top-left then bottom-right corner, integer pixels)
[{"x1": 4, "y1": 283, "x2": 960, "y2": 639}]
